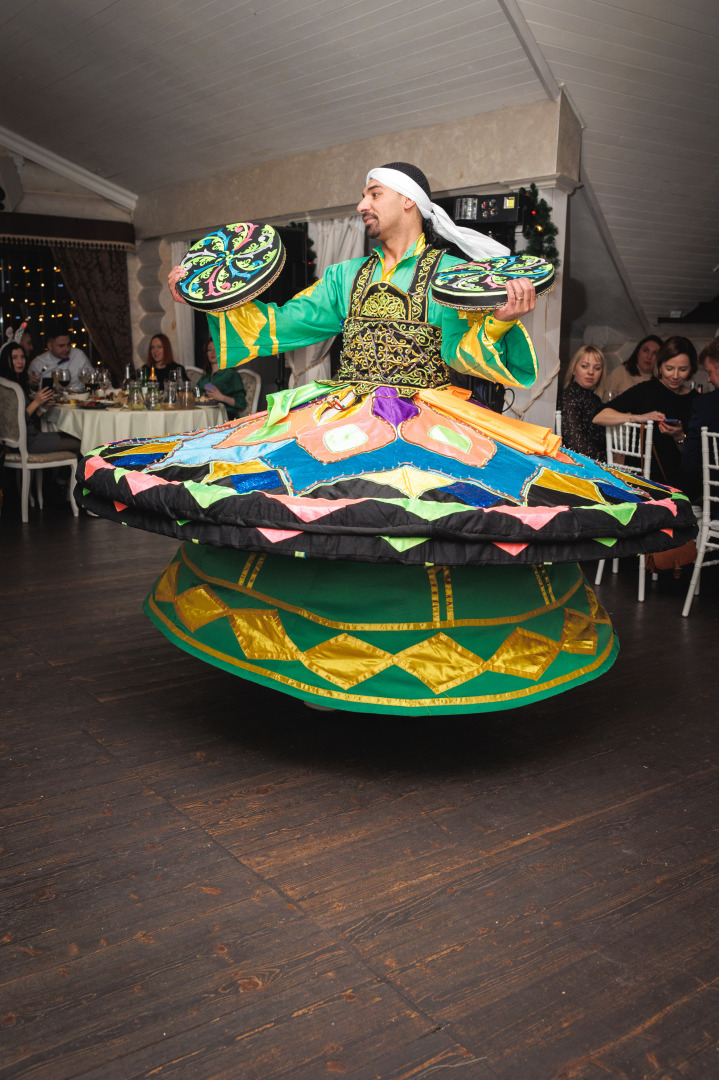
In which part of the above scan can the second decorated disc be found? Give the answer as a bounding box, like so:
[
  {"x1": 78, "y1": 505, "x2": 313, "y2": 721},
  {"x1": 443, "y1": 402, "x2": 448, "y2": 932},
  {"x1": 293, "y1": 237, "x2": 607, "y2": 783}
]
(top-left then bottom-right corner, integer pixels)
[{"x1": 432, "y1": 254, "x2": 555, "y2": 310}]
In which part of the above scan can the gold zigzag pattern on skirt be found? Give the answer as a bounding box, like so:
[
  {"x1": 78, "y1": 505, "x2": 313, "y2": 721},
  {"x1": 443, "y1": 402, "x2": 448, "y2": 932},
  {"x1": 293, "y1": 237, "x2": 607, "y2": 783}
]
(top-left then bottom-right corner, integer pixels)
[{"x1": 154, "y1": 561, "x2": 610, "y2": 696}]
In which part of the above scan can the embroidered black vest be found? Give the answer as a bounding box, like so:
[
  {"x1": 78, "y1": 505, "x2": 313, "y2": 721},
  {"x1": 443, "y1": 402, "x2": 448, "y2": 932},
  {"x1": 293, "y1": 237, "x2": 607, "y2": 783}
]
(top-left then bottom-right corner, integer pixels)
[{"x1": 333, "y1": 246, "x2": 449, "y2": 397}]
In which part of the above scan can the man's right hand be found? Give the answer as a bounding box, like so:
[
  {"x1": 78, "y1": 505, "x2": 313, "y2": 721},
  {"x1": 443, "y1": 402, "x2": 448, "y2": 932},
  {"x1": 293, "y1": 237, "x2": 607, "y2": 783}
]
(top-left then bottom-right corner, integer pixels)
[{"x1": 168, "y1": 265, "x2": 188, "y2": 305}]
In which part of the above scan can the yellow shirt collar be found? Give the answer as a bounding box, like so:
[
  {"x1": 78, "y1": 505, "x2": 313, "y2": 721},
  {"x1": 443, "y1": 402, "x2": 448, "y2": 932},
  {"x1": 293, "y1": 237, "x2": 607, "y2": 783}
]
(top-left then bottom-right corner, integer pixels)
[{"x1": 375, "y1": 234, "x2": 427, "y2": 282}]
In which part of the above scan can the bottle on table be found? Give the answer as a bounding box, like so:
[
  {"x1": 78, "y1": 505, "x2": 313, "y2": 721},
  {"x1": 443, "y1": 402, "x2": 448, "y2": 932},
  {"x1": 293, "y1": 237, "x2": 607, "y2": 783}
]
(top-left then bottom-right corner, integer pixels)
[{"x1": 145, "y1": 367, "x2": 160, "y2": 410}]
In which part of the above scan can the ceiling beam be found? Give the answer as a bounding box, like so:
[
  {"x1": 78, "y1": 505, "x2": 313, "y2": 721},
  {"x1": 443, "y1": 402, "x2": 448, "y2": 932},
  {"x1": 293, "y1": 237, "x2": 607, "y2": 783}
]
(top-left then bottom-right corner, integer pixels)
[
  {"x1": 497, "y1": 0, "x2": 560, "y2": 101},
  {"x1": 0, "y1": 125, "x2": 137, "y2": 212}
]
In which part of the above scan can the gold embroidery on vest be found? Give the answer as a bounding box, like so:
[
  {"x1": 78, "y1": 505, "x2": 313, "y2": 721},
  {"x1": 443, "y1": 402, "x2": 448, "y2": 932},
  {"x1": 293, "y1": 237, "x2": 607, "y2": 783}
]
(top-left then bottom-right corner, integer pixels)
[{"x1": 335, "y1": 247, "x2": 448, "y2": 396}]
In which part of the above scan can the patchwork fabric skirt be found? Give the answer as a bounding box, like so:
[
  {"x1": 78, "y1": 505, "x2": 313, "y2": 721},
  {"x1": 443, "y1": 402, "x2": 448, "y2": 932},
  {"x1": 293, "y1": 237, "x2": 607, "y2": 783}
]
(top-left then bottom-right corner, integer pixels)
[{"x1": 77, "y1": 382, "x2": 696, "y2": 713}]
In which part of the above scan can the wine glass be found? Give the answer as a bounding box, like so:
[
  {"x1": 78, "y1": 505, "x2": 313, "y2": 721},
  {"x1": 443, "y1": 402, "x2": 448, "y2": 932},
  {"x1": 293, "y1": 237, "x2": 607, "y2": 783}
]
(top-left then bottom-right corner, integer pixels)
[
  {"x1": 56, "y1": 369, "x2": 71, "y2": 397},
  {"x1": 88, "y1": 369, "x2": 100, "y2": 400}
]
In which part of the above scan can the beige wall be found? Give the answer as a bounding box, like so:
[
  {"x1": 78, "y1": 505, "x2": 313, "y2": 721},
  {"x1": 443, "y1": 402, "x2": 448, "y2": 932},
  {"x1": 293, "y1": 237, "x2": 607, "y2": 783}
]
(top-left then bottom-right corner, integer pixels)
[{"x1": 135, "y1": 94, "x2": 581, "y2": 240}]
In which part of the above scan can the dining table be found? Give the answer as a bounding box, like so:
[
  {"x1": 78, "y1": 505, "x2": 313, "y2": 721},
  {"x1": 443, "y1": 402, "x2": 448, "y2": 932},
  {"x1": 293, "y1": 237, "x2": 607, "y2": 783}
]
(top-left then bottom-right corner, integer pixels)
[{"x1": 43, "y1": 400, "x2": 229, "y2": 456}]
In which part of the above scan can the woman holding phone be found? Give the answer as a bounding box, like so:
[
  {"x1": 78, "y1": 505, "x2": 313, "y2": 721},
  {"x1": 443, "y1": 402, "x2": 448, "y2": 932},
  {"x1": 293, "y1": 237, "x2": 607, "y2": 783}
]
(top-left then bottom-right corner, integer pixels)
[
  {"x1": 196, "y1": 337, "x2": 247, "y2": 419},
  {"x1": 0, "y1": 341, "x2": 80, "y2": 455},
  {"x1": 592, "y1": 336, "x2": 698, "y2": 491}
]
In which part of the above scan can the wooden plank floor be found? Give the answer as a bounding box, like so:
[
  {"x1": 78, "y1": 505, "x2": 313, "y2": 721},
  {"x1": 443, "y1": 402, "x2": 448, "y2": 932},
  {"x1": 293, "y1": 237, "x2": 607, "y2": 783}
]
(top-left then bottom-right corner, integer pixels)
[{"x1": 1, "y1": 492, "x2": 718, "y2": 1080}]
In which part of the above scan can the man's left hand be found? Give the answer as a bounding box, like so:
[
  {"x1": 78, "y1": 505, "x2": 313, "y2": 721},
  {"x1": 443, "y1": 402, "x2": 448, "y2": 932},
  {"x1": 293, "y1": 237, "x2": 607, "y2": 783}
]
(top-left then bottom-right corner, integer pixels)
[
  {"x1": 168, "y1": 265, "x2": 188, "y2": 305},
  {"x1": 493, "y1": 277, "x2": 536, "y2": 322}
]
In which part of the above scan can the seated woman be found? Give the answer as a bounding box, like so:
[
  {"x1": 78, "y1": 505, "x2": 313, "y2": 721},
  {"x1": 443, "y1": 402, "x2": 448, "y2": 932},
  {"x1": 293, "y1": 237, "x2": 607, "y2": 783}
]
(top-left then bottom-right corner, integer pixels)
[
  {"x1": 138, "y1": 334, "x2": 187, "y2": 389},
  {"x1": 557, "y1": 344, "x2": 607, "y2": 460},
  {"x1": 602, "y1": 334, "x2": 663, "y2": 401},
  {"x1": 593, "y1": 335, "x2": 698, "y2": 492},
  {"x1": 196, "y1": 337, "x2": 247, "y2": 419},
  {"x1": 0, "y1": 341, "x2": 80, "y2": 455}
]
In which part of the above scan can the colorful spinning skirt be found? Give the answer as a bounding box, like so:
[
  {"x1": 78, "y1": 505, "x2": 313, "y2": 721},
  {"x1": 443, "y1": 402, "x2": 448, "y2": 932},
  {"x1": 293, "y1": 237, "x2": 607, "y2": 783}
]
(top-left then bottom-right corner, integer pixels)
[{"x1": 77, "y1": 382, "x2": 696, "y2": 713}]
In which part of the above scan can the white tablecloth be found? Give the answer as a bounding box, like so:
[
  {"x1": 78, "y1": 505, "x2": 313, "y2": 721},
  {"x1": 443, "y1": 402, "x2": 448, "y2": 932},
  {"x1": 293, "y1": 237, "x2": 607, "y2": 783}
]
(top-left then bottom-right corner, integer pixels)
[{"x1": 44, "y1": 403, "x2": 228, "y2": 456}]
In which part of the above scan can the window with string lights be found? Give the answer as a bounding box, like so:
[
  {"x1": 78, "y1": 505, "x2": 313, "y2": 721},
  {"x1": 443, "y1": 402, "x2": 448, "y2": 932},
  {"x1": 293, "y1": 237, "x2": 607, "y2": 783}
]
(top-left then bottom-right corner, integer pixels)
[{"x1": 0, "y1": 243, "x2": 94, "y2": 359}]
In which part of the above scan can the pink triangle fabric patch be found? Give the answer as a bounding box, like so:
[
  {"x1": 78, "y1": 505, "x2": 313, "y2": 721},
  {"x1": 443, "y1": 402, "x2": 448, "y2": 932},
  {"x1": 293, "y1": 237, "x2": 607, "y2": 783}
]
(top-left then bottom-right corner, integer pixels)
[
  {"x1": 497, "y1": 505, "x2": 567, "y2": 529},
  {"x1": 264, "y1": 493, "x2": 365, "y2": 523},
  {"x1": 493, "y1": 541, "x2": 529, "y2": 556},
  {"x1": 124, "y1": 471, "x2": 175, "y2": 495},
  {"x1": 83, "y1": 455, "x2": 112, "y2": 478},
  {"x1": 257, "y1": 527, "x2": 303, "y2": 543}
]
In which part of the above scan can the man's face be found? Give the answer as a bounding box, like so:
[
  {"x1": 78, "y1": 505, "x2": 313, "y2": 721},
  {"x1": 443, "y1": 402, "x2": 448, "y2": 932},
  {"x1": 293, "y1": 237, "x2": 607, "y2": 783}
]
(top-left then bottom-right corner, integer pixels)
[
  {"x1": 704, "y1": 357, "x2": 719, "y2": 389},
  {"x1": 357, "y1": 180, "x2": 411, "y2": 241},
  {"x1": 48, "y1": 335, "x2": 72, "y2": 360}
]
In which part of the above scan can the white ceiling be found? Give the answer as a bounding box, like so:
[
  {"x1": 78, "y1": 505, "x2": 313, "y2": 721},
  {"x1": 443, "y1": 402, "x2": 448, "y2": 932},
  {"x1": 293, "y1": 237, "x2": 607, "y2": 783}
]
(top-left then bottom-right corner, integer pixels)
[{"x1": 1, "y1": 0, "x2": 718, "y2": 329}]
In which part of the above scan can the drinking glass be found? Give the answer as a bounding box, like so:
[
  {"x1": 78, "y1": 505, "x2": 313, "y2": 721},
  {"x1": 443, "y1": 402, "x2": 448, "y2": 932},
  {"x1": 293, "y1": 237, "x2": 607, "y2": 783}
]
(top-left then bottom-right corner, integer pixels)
[
  {"x1": 165, "y1": 381, "x2": 178, "y2": 408},
  {"x1": 127, "y1": 381, "x2": 145, "y2": 410},
  {"x1": 145, "y1": 382, "x2": 160, "y2": 410}
]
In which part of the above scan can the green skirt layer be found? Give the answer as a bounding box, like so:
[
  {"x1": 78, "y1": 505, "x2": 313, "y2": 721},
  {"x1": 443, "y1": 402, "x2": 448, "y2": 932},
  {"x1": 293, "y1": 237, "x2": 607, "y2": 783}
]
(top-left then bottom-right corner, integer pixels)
[{"x1": 144, "y1": 544, "x2": 618, "y2": 715}]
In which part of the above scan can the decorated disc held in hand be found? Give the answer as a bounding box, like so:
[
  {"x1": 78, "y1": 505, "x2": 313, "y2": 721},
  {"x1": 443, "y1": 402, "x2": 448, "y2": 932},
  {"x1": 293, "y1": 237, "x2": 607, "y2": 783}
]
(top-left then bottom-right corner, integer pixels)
[
  {"x1": 177, "y1": 222, "x2": 285, "y2": 311},
  {"x1": 431, "y1": 254, "x2": 555, "y2": 311}
]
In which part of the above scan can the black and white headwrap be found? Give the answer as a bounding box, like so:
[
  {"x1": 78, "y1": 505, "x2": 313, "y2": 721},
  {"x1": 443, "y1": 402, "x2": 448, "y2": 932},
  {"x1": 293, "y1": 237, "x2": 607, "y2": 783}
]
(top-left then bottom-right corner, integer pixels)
[{"x1": 367, "y1": 163, "x2": 510, "y2": 261}]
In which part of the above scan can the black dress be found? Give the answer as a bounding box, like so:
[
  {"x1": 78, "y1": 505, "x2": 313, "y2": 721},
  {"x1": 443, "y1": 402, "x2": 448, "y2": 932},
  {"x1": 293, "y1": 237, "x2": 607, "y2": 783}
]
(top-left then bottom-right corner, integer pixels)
[
  {"x1": 611, "y1": 377, "x2": 697, "y2": 492},
  {"x1": 558, "y1": 381, "x2": 606, "y2": 460}
]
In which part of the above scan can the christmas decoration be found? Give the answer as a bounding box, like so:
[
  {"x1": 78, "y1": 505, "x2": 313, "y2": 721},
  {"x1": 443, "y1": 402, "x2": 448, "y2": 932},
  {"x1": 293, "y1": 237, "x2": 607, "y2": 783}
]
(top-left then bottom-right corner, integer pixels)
[
  {"x1": 288, "y1": 222, "x2": 317, "y2": 285},
  {"x1": 518, "y1": 183, "x2": 560, "y2": 268}
]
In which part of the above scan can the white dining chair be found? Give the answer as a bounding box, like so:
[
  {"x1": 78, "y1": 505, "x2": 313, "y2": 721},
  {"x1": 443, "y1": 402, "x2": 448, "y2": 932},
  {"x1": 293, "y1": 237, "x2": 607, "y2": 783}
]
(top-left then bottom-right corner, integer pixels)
[
  {"x1": 238, "y1": 369, "x2": 261, "y2": 415},
  {"x1": 682, "y1": 427, "x2": 719, "y2": 616},
  {"x1": 594, "y1": 420, "x2": 654, "y2": 601},
  {"x1": 184, "y1": 365, "x2": 204, "y2": 386},
  {"x1": 554, "y1": 410, "x2": 562, "y2": 438},
  {"x1": 0, "y1": 377, "x2": 79, "y2": 523}
]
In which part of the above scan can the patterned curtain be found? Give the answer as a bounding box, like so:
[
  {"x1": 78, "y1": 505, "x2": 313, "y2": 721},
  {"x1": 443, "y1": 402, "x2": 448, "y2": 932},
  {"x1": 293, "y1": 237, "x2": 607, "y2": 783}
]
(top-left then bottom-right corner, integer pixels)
[{"x1": 50, "y1": 245, "x2": 133, "y2": 383}]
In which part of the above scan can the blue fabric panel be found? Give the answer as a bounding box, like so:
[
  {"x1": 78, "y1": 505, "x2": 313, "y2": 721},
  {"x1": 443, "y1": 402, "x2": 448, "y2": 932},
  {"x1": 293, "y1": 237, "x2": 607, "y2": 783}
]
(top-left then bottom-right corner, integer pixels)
[
  {"x1": 442, "y1": 482, "x2": 504, "y2": 508},
  {"x1": 597, "y1": 483, "x2": 644, "y2": 504},
  {"x1": 230, "y1": 470, "x2": 283, "y2": 494},
  {"x1": 109, "y1": 453, "x2": 166, "y2": 467}
]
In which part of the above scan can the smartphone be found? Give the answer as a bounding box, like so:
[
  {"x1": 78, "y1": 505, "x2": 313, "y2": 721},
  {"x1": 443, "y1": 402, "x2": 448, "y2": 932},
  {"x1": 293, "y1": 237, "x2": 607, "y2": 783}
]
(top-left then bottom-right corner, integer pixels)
[
  {"x1": 663, "y1": 417, "x2": 680, "y2": 424},
  {"x1": 205, "y1": 382, "x2": 216, "y2": 391},
  {"x1": 41, "y1": 375, "x2": 54, "y2": 390}
]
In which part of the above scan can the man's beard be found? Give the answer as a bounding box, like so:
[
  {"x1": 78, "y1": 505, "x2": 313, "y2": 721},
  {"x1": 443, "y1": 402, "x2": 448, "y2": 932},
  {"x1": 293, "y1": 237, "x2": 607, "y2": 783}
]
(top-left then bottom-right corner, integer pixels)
[{"x1": 363, "y1": 216, "x2": 381, "y2": 239}]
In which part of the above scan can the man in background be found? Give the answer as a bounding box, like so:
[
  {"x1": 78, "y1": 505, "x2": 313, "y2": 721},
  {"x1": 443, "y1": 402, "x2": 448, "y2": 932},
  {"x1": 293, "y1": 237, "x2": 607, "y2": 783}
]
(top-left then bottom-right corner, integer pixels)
[{"x1": 28, "y1": 322, "x2": 91, "y2": 391}]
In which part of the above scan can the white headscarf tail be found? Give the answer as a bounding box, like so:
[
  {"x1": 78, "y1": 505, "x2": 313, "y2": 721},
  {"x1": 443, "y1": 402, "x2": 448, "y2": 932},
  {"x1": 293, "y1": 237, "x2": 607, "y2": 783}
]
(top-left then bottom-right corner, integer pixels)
[{"x1": 367, "y1": 167, "x2": 510, "y2": 261}]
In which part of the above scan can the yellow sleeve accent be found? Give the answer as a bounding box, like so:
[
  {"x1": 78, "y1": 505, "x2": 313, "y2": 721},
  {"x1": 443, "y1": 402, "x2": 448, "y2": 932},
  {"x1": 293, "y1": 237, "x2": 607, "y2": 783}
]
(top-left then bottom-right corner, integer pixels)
[
  {"x1": 267, "y1": 305, "x2": 278, "y2": 355},
  {"x1": 483, "y1": 314, "x2": 517, "y2": 343},
  {"x1": 222, "y1": 302, "x2": 270, "y2": 365},
  {"x1": 219, "y1": 312, "x2": 227, "y2": 367},
  {"x1": 293, "y1": 278, "x2": 323, "y2": 300},
  {"x1": 452, "y1": 313, "x2": 538, "y2": 388}
]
